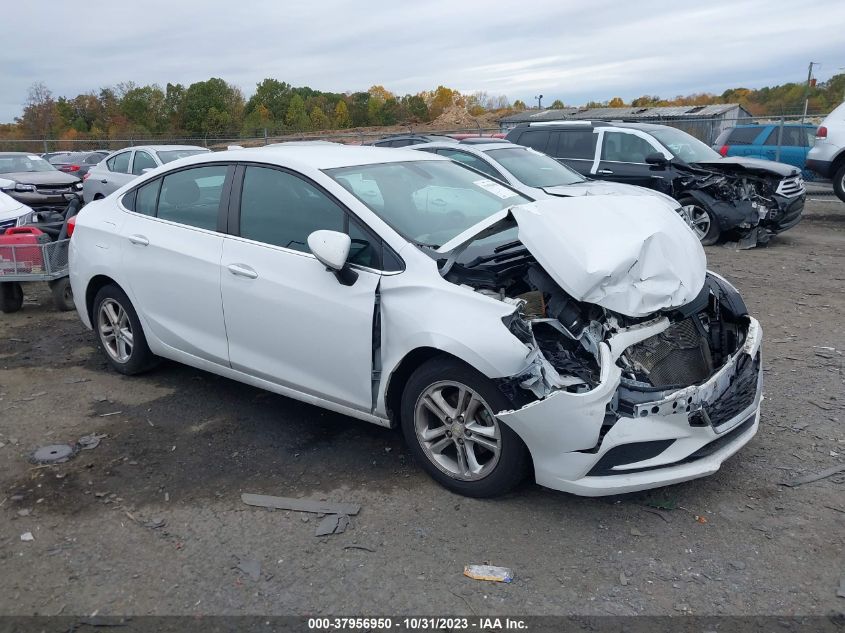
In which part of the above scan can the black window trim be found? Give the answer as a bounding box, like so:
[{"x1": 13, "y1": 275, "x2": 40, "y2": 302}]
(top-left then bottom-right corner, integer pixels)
[
  {"x1": 434, "y1": 148, "x2": 507, "y2": 183},
  {"x1": 119, "y1": 161, "x2": 235, "y2": 234},
  {"x1": 227, "y1": 161, "x2": 404, "y2": 274}
]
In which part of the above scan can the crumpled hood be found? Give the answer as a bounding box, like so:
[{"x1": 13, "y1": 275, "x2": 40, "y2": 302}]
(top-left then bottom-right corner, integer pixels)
[
  {"x1": 438, "y1": 196, "x2": 706, "y2": 317},
  {"x1": 692, "y1": 156, "x2": 799, "y2": 178}
]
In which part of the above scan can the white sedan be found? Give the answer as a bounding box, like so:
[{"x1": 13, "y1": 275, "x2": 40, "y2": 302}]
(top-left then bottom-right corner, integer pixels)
[{"x1": 69, "y1": 146, "x2": 762, "y2": 497}]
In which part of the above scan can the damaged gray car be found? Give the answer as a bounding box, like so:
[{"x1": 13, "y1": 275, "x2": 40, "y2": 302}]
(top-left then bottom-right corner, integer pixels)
[{"x1": 70, "y1": 145, "x2": 763, "y2": 498}]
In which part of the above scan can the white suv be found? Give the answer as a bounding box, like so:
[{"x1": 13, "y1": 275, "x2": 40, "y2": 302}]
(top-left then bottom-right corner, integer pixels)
[{"x1": 807, "y1": 102, "x2": 845, "y2": 201}]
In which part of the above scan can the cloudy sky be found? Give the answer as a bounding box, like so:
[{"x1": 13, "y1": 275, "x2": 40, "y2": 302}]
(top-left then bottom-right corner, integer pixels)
[{"x1": 3, "y1": 0, "x2": 845, "y2": 122}]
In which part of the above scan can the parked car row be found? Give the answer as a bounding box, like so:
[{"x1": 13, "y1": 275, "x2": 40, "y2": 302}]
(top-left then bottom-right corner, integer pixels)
[{"x1": 67, "y1": 143, "x2": 763, "y2": 498}]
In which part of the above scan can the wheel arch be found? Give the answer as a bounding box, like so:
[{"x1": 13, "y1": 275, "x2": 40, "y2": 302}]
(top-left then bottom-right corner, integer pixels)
[
  {"x1": 85, "y1": 274, "x2": 121, "y2": 324},
  {"x1": 831, "y1": 149, "x2": 845, "y2": 178}
]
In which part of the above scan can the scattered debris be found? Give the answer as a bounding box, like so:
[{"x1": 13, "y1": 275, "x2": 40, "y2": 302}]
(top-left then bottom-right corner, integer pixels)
[
  {"x1": 647, "y1": 498, "x2": 678, "y2": 511},
  {"x1": 241, "y1": 493, "x2": 360, "y2": 515},
  {"x1": 98, "y1": 411, "x2": 123, "y2": 417},
  {"x1": 64, "y1": 378, "x2": 91, "y2": 384},
  {"x1": 463, "y1": 564, "x2": 514, "y2": 583},
  {"x1": 781, "y1": 465, "x2": 845, "y2": 487},
  {"x1": 695, "y1": 515, "x2": 708, "y2": 524},
  {"x1": 315, "y1": 514, "x2": 350, "y2": 537},
  {"x1": 143, "y1": 518, "x2": 166, "y2": 529},
  {"x1": 236, "y1": 558, "x2": 261, "y2": 582},
  {"x1": 78, "y1": 434, "x2": 106, "y2": 450},
  {"x1": 17, "y1": 509, "x2": 31, "y2": 517},
  {"x1": 730, "y1": 561, "x2": 747, "y2": 570},
  {"x1": 30, "y1": 444, "x2": 76, "y2": 465},
  {"x1": 629, "y1": 527, "x2": 644, "y2": 536},
  {"x1": 619, "y1": 572, "x2": 629, "y2": 586},
  {"x1": 20, "y1": 532, "x2": 34, "y2": 542},
  {"x1": 343, "y1": 545, "x2": 376, "y2": 553}
]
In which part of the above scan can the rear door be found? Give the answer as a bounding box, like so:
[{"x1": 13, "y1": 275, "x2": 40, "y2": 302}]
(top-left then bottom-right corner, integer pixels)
[
  {"x1": 220, "y1": 164, "x2": 384, "y2": 411},
  {"x1": 594, "y1": 130, "x2": 663, "y2": 188},
  {"x1": 551, "y1": 129, "x2": 599, "y2": 176},
  {"x1": 120, "y1": 163, "x2": 232, "y2": 365},
  {"x1": 101, "y1": 150, "x2": 137, "y2": 194},
  {"x1": 762, "y1": 126, "x2": 808, "y2": 168}
]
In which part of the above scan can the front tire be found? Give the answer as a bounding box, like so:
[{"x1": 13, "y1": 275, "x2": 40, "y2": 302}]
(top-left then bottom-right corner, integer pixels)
[
  {"x1": 92, "y1": 284, "x2": 157, "y2": 375},
  {"x1": 833, "y1": 163, "x2": 845, "y2": 203},
  {"x1": 400, "y1": 357, "x2": 528, "y2": 497},
  {"x1": 678, "y1": 196, "x2": 720, "y2": 245}
]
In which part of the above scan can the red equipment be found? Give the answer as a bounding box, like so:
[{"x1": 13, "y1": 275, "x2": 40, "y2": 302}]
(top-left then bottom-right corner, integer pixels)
[{"x1": 0, "y1": 227, "x2": 51, "y2": 273}]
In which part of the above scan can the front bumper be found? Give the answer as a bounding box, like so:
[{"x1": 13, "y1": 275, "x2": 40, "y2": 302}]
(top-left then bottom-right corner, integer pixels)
[
  {"x1": 763, "y1": 193, "x2": 804, "y2": 234},
  {"x1": 499, "y1": 317, "x2": 763, "y2": 496},
  {"x1": 6, "y1": 190, "x2": 76, "y2": 209}
]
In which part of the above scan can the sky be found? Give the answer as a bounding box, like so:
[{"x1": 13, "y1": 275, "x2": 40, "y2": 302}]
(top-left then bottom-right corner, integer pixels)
[{"x1": 2, "y1": 0, "x2": 845, "y2": 122}]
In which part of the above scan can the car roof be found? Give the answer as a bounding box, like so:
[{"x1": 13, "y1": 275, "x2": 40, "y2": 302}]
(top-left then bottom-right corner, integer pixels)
[
  {"x1": 522, "y1": 120, "x2": 669, "y2": 132},
  {"x1": 731, "y1": 123, "x2": 815, "y2": 128},
  {"x1": 412, "y1": 141, "x2": 523, "y2": 154},
  {"x1": 175, "y1": 144, "x2": 446, "y2": 170}
]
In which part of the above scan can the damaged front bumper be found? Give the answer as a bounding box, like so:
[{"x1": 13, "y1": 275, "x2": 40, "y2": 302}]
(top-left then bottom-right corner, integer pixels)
[{"x1": 498, "y1": 317, "x2": 762, "y2": 496}]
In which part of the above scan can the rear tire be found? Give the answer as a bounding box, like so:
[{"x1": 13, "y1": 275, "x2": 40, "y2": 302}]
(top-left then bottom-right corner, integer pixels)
[
  {"x1": 49, "y1": 278, "x2": 74, "y2": 311},
  {"x1": 400, "y1": 357, "x2": 529, "y2": 498},
  {"x1": 678, "y1": 196, "x2": 721, "y2": 245},
  {"x1": 92, "y1": 284, "x2": 158, "y2": 375},
  {"x1": 0, "y1": 282, "x2": 23, "y2": 313},
  {"x1": 833, "y1": 163, "x2": 845, "y2": 203}
]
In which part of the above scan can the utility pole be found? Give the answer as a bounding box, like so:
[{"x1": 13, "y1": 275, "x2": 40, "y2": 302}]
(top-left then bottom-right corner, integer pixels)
[
  {"x1": 534, "y1": 94, "x2": 543, "y2": 110},
  {"x1": 802, "y1": 62, "x2": 820, "y2": 122}
]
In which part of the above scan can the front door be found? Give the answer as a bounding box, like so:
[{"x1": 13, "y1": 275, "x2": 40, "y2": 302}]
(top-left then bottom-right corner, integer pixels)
[
  {"x1": 221, "y1": 165, "x2": 380, "y2": 411},
  {"x1": 594, "y1": 130, "x2": 664, "y2": 189}
]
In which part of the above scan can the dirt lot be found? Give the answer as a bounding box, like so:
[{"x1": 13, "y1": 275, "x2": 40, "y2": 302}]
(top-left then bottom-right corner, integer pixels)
[{"x1": 1, "y1": 198, "x2": 843, "y2": 617}]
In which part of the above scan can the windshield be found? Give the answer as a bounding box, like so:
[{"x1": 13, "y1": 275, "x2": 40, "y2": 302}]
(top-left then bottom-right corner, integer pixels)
[
  {"x1": 325, "y1": 160, "x2": 530, "y2": 248},
  {"x1": 485, "y1": 147, "x2": 585, "y2": 187},
  {"x1": 0, "y1": 154, "x2": 57, "y2": 174},
  {"x1": 155, "y1": 149, "x2": 209, "y2": 164},
  {"x1": 649, "y1": 128, "x2": 721, "y2": 163}
]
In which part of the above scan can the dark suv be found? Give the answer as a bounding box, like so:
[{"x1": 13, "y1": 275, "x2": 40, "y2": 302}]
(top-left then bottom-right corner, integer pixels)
[
  {"x1": 506, "y1": 121, "x2": 805, "y2": 247},
  {"x1": 368, "y1": 134, "x2": 457, "y2": 147}
]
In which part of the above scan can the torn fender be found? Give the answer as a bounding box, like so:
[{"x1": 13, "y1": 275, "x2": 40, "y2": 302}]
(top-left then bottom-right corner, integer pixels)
[{"x1": 684, "y1": 189, "x2": 759, "y2": 233}]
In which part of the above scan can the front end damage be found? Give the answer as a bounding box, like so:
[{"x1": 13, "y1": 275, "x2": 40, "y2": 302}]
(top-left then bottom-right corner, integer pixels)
[
  {"x1": 675, "y1": 160, "x2": 805, "y2": 248},
  {"x1": 438, "y1": 198, "x2": 762, "y2": 496}
]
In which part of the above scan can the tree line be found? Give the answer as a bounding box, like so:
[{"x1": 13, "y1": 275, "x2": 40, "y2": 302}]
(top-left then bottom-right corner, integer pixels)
[
  {"x1": 2, "y1": 79, "x2": 512, "y2": 142},
  {"x1": 3, "y1": 73, "x2": 843, "y2": 145}
]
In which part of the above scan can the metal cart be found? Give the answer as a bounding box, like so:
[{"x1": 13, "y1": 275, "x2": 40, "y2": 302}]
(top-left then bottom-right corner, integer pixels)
[{"x1": 0, "y1": 238, "x2": 73, "y2": 313}]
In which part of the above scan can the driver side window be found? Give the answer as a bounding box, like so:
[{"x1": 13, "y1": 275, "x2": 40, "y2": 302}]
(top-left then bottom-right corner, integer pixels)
[{"x1": 601, "y1": 132, "x2": 656, "y2": 163}]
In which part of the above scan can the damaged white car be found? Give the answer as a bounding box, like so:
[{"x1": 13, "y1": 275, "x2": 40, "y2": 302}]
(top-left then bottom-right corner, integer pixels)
[{"x1": 69, "y1": 146, "x2": 762, "y2": 498}]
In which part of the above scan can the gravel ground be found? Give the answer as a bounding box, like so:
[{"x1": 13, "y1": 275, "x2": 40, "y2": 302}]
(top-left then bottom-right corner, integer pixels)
[{"x1": 0, "y1": 198, "x2": 843, "y2": 617}]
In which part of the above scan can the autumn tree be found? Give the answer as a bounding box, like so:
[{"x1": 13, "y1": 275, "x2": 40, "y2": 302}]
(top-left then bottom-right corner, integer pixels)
[
  {"x1": 607, "y1": 96, "x2": 625, "y2": 107},
  {"x1": 550, "y1": 99, "x2": 565, "y2": 109},
  {"x1": 309, "y1": 106, "x2": 330, "y2": 131},
  {"x1": 19, "y1": 81, "x2": 56, "y2": 137},
  {"x1": 512, "y1": 99, "x2": 526, "y2": 110},
  {"x1": 334, "y1": 100, "x2": 351, "y2": 128},
  {"x1": 285, "y1": 94, "x2": 309, "y2": 130}
]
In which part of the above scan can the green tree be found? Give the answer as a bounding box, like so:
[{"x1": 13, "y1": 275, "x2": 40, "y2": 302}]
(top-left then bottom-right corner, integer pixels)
[
  {"x1": 285, "y1": 94, "x2": 309, "y2": 130},
  {"x1": 550, "y1": 99, "x2": 565, "y2": 109},
  {"x1": 181, "y1": 78, "x2": 244, "y2": 136},
  {"x1": 309, "y1": 106, "x2": 330, "y2": 131},
  {"x1": 333, "y1": 100, "x2": 351, "y2": 128}
]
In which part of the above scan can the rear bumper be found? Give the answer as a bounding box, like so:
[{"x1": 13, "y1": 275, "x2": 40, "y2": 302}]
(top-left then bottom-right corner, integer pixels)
[{"x1": 805, "y1": 158, "x2": 832, "y2": 178}]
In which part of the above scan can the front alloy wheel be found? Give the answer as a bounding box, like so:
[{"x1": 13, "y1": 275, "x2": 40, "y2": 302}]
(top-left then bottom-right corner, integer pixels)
[
  {"x1": 414, "y1": 381, "x2": 502, "y2": 481},
  {"x1": 400, "y1": 357, "x2": 528, "y2": 497},
  {"x1": 678, "y1": 197, "x2": 720, "y2": 245}
]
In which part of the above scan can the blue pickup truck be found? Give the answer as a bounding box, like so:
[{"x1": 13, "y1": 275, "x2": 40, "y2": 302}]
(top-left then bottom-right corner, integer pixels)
[{"x1": 712, "y1": 124, "x2": 817, "y2": 178}]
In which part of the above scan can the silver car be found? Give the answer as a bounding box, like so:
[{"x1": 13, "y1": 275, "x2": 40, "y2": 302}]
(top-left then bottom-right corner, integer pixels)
[{"x1": 83, "y1": 145, "x2": 209, "y2": 202}]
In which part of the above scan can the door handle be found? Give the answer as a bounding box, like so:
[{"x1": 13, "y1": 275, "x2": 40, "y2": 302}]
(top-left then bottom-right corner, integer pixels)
[
  {"x1": 100, "y1": 179, "x2": 108, "y2": 184},
  {"x1": 227, "y1": 263, "x2": 258, "y2": 279},
  {"x1": 128, "y1": 234, "x2": 149, "y2": 246},
  {"x1": 597, "y1": 169, "x2": 614, "y2": 175}
]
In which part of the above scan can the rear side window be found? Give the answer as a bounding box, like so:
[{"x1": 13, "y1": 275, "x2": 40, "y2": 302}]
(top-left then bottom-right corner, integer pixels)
[
  {"x1": 157, "y1": 165, "x2": 227, "y2": 230},
  {"x1": 764, "y1": 127, "x2": 809, "y2": 147},
  {"x1": 554, "y1": 130, "x2": 597, "y2": 159},
  {"x1": 106, "y1": 151, "x2": 131, "y2": 174},
  {"x1": 85, "y1": 153, "x2": 104, "y2": 165},
  {"x1": 515, "y1": 130, "x2": 550, "y2": 152},
  {"x1": 726, "y1": 127, "x2": 764, "y2": 144},
  {"x1": 134, "y1": 179, "x2": 161, "y2": 216}
]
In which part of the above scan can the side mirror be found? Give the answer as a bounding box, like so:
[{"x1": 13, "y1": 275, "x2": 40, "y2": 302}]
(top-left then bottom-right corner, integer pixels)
[
  {"x1": 645, "y1": 153, "x2": 669, "y2": 167},
  {"x1": 307, "y1": 230, "x2": 358, "y2": 286}
]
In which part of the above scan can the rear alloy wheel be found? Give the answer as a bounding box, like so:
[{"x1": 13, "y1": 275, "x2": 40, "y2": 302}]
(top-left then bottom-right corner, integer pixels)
[
  {"x1": 833, "y1": 163, "x2": 845, "y2": 204},
  {"x1": 93, "y1": 284, "x2": 157, "y2": 375},
  {"x1": 401, "y1": 358, "x2": 528, "y2": 497},
  {"x1": 678, "y1": 197, "x2": 720, "y2": 245}
]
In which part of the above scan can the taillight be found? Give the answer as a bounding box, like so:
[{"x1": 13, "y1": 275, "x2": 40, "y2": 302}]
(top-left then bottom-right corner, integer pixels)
[
  {"x1": 66, "y1": 215, "x2": 76, "y2": 238},
  {"x1": 68, "y1": 164, "x2": 80, "y2": 171},
  {"x1": 816, "y1": 126, "x2": 827, "y2": 139},
  {"x1": 719, "y1": 145, "x2": 729, "y2": 156},
  {"x1": 82, "y1": 172, "x2": 90, "y2": 181}
]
